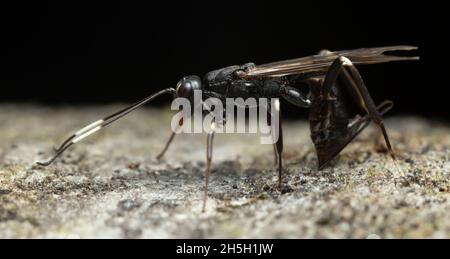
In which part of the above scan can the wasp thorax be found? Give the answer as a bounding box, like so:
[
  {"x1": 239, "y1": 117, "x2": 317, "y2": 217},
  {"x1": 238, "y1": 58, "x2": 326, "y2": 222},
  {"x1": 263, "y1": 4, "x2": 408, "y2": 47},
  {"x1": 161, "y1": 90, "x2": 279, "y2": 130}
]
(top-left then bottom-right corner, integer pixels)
[{"x1": 176, "y1": 75, "x2": 202, "y2": 100}]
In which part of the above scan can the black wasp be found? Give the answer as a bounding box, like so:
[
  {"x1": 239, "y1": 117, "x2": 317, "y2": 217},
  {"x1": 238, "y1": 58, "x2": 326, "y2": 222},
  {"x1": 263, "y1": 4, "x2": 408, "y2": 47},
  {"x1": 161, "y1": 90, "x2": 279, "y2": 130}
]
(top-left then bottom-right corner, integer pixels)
[{"x1": 37, "y1": 46, "x2": 419, "y2": 210}]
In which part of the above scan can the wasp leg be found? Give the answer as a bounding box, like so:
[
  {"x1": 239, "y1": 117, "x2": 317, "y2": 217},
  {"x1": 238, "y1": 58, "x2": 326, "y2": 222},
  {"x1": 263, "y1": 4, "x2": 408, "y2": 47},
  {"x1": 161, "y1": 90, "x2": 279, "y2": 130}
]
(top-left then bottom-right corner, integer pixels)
[
  {"x1": 345, "y1": 100, "x2": 395, "y2": 146},
  {"x1": 266, "y1": 106, "x2": 278, "y2": 165},
  {"x1": 271, "y1": 99, "x2": 284, "y2": 190},
  {"x1": 156, "y1": 132, "x2": 176, "y2": 160},
  {"x1": 272, "y1": 145, "x2": 278, "y2": 165},
  {"x1": 156, "y1": 118, "x2": 183, "y2": 160},
  {"x1": 337, "y1": 56, "x2": 397, "y2": 161},
  {"x1": 202, "y1": 121, "x2": 217, "y2": 212},
  {"x1": 320, "y1": 56, "x2": 397, "y2": 160},
  {"x1": 310, "y1": 56, "x2": 396, "y2": 169}
]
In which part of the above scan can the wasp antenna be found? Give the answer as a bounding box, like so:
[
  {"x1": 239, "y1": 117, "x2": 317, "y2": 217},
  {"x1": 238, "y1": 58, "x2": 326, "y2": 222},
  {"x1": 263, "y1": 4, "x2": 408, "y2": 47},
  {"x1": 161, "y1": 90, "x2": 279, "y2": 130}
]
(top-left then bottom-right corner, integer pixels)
[
  {"x1": 36, "y1": 88, "x2": 177, "y2": 166},
  {"x1": 36, "y1": 144, "x2": 73, "y2": 166}
]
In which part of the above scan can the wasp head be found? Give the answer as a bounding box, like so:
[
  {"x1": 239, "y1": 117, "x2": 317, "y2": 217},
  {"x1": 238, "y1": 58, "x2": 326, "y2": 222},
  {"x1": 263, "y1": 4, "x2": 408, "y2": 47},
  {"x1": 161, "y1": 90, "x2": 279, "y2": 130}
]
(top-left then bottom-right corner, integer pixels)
[{"x1": 176, "y1": 75, "x2": 202, "y2": 102}]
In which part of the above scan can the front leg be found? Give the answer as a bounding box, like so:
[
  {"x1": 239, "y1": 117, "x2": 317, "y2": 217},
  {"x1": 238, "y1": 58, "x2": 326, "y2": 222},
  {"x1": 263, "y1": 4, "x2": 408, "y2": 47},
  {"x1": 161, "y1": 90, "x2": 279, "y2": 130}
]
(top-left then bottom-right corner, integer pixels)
[
  {"x1": 156, "y1": 118, "x2": 183, "y2": 160},
  {"x1": 202, "y1": 121, "x2": 217, "y2": 212}
]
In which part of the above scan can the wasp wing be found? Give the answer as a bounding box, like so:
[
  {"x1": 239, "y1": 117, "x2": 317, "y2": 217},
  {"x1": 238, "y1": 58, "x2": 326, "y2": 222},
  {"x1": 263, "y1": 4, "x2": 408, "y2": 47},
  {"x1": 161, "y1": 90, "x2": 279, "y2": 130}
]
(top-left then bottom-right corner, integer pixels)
[{"x1": 244, "y1": 46, "x2": 419, "y2": 78}]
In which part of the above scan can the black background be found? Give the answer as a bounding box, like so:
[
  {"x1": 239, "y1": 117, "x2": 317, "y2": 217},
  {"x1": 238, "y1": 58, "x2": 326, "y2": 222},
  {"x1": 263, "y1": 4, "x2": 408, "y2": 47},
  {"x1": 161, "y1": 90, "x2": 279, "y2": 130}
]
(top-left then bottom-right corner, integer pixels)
[{"x1": 1, "y1": 1, "x2": 446, "y2": 119}]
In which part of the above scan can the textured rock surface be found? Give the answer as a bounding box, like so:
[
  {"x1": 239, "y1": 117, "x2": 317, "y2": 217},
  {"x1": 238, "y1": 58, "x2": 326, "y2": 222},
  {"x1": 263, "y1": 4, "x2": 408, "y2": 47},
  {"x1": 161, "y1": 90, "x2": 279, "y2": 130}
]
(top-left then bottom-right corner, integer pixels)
[{"x1": 0, "y1": 104, "x2": 449, "y2": 238}]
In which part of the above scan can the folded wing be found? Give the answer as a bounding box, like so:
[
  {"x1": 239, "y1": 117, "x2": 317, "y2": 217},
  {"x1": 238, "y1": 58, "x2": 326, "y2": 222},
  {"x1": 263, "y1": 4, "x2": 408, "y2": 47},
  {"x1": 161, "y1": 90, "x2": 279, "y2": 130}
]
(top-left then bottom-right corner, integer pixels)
[{"x1": 244, "y1": 46, "x2": 419, "y2": 78}]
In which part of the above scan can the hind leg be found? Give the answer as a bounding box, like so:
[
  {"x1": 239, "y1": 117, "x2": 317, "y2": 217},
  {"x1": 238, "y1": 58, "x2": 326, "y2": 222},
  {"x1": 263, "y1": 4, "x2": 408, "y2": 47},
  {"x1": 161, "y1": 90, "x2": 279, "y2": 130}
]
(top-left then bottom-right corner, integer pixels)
[
  {"x1": 337, "y1": 56, "x2": 397, "y2": 160},
  {"x1": 310, "y1": 56, "x2": 395, "y2": 168}
]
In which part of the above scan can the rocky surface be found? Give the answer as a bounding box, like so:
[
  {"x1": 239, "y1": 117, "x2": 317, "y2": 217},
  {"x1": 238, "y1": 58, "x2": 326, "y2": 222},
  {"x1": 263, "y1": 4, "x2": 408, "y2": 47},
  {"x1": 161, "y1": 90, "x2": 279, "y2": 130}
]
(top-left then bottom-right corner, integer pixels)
[{"x1": 0, "y1": 104, "x2": 449, "y2": 238}]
